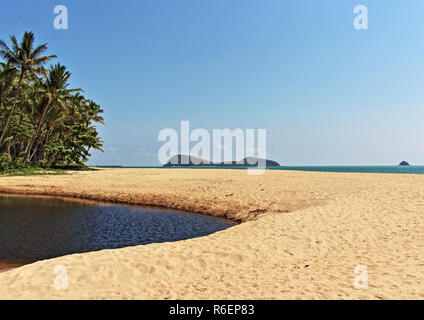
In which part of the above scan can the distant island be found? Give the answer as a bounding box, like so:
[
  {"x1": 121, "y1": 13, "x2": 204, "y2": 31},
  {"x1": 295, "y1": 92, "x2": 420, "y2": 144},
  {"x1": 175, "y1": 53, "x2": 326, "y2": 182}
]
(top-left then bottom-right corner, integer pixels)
[
  {"x1": 164, "y1": 154, "x2": 280, "y2": 167},
  {"x1": 399, "y1": 161, "x2": 410, "y2": 166}
]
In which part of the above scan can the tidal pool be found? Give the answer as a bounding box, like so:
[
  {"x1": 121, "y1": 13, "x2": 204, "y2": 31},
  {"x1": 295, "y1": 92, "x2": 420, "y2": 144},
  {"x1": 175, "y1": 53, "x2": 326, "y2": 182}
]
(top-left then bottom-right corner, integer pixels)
[{"x1": 0, "y1": 195, "x2": 236, "y2": 268}]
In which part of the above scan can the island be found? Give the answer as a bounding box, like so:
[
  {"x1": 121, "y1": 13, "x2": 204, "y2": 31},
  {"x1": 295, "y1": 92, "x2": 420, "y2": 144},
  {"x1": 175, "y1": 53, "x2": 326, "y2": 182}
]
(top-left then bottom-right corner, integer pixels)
[
  {"x1": 163, "y1": 154, "x2": 280, "y2": 167},
  {"x1": 399, "y1": 161, "x2": 410, "y2": 166}
]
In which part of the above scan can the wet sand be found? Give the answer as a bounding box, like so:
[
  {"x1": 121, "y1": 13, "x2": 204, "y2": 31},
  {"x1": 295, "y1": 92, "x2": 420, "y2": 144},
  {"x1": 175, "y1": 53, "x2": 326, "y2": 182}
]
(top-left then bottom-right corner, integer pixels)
[
  {"x1": 0, "y1": 168, "x2": 423, "y2": 299},
  {"x1": 0, "y1": 261, "x2": 27, "y2": 273}
]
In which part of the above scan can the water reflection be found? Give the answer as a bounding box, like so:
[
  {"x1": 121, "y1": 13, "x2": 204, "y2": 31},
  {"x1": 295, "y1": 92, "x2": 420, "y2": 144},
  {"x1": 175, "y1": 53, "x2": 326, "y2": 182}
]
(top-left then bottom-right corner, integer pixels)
[{"x1": 0, "y1": 195, "x2": 236, "y2": 266}]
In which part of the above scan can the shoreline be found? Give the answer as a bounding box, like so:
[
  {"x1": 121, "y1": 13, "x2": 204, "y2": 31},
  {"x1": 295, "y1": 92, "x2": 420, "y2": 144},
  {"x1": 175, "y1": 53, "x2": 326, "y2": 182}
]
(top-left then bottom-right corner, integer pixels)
[
  {"x1": 89, "y1": 165, "x2": 424, "y2": 176},
  {"x1": 0, "y1": 261, "x2": 30, "y2": 273},
  {"x1": 0, "y1": 188, "x2": 248, "y2": 223},
  {"x1": 0, "y1": 168, "x2": 317, "y2": 222},
  {"x1": 0, "y1": 192, "x2": 221, "y2": 222},
  {"x1": 0, "y1": 168, "x2": 423, "y2": 299}
]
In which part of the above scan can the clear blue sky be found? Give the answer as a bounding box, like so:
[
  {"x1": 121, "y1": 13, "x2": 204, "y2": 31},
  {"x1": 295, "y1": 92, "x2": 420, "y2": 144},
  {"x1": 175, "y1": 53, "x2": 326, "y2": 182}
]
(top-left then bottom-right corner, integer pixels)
[{"x1": 1, "y1": 0, "x2": 424, "y2": 166}]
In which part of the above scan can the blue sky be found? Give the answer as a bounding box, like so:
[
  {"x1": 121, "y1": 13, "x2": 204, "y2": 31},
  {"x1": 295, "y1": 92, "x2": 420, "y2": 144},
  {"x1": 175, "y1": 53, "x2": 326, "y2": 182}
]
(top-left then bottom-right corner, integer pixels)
[{"x1": 1, "y1": 0, "x2": 424, "y2": 165}]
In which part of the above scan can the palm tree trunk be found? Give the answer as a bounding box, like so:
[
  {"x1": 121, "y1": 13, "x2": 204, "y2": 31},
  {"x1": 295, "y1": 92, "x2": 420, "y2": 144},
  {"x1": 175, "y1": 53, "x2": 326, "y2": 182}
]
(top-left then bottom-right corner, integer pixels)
[
  {"x1": 10, "y1": 112, "x2": 24, "y2": 158},
  {"x1": 0, "y1": 82, "x2": 5, "y2": 113},
  {"x1": 40, "y1": 125, "x2": 52, "y2": 160},
  {"x1": 0, "y1": 72, "x2": 24, "y2": 146},
  {"x1": 49, "y1": 150, "x2": 60, "y2": 164},
  {"x1": 24, "y1": 97, "x2": 51, "y2": 161},
  {"x1": 29, "y1": 137, "x2": 42, "y2": 162}
]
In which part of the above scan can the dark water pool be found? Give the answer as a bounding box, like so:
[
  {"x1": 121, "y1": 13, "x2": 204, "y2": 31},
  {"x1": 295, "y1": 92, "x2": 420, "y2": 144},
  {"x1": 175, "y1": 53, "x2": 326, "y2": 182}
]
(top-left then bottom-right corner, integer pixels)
[{"x1": 0, "y1": 195, "x2": 236, "y2": 264}]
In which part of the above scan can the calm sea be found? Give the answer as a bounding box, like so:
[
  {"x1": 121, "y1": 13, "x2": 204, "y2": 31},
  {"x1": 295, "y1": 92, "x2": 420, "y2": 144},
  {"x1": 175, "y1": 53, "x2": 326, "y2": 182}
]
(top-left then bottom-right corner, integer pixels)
[{"x1": 96, "y1": 166, "x2": 424, "y2": 175}]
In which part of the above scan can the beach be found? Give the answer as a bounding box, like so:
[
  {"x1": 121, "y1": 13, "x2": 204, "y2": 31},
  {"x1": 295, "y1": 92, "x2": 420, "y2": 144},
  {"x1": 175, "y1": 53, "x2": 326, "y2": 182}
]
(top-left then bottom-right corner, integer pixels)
[{"x1": 0, "y1": 168, "x2": 423, "y2": 299}]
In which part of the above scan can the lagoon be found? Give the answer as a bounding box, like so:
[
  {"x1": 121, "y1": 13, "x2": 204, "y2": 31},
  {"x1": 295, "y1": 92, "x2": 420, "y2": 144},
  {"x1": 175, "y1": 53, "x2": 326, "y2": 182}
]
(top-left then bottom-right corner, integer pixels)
[{"x1": 0, "y1": 195, "x2": 236, "y2": 270}]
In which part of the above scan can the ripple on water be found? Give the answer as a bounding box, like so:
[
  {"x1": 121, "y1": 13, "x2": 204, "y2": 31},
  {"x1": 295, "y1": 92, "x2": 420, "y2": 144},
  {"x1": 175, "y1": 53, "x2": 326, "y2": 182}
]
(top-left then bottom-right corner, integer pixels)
[{"x1": 0, "y1": 195, "x2": 237, "y2": 266}]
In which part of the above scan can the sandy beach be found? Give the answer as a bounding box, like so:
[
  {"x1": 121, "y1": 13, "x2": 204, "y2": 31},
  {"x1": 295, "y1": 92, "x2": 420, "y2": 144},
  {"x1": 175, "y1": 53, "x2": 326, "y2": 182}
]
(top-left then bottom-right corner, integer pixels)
[{"x1": 0, "y1": 168, "x2": 423, "y2": 299}]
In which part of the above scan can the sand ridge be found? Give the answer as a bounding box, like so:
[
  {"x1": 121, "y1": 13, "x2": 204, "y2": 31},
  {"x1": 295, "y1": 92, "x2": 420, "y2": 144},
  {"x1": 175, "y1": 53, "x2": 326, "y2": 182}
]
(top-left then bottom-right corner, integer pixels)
[{"x1": 0, "y1": 168, "x2": 423, "y2": 299}]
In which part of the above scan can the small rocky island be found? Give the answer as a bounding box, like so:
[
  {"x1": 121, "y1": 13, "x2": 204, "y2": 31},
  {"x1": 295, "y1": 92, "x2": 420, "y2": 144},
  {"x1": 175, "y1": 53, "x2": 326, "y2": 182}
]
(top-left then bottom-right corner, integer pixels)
[
  {"x1": 164, "y1": 154, "x2": 280, "y2": 167},
  {"x1": 399, "y1": 161, "x2": 410, "y2": 166}
]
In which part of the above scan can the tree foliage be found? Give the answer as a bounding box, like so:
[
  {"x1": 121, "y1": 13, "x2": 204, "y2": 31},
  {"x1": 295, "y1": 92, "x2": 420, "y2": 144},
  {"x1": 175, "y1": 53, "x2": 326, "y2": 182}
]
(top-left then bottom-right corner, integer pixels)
[{"x1": 0, "y1": 32, "x2": 104, "y2": 170}]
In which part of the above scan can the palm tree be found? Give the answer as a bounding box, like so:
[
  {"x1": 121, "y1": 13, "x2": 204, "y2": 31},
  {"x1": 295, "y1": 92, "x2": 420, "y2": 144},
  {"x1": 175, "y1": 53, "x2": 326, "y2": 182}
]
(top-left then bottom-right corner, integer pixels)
[
  {"x1": 86, "y1": 100, "x2": 105, "y2": 125},
  {"x1": 0, "y1": 31, "x2": 104, "y2": 168},
  {"x1": 0, "y1": 62, "x2": 17, "y2": 112},
  {"x1": 0, "y1": 31, "x2": 56, "y2": 146},
  {"x1": 24, "y1": 63, "x2": 79, "y2": 161}
]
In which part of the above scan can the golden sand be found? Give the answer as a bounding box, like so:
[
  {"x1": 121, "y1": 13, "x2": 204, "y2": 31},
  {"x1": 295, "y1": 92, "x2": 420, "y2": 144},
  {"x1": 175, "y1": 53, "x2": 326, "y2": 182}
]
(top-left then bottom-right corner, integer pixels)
[{"x1": 0, "y1": 168, "x2": 423, "y2": 299}]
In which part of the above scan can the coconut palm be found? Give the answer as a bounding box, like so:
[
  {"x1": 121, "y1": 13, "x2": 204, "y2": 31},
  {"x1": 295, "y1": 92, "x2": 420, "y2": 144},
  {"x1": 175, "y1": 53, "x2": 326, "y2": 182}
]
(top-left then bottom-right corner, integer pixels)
[
  {"x1": 0, "y1": 31, "x2": 104, "y2": 169},
  {"x1": 24, "y1": 63, "x2": 80, "y2": 161},
  {"x1": 0, "y1": 31, "x2": 56, "y2": 146},
  {"x1": 0, "y1": 62, "x2": 17, "y2": 112}
]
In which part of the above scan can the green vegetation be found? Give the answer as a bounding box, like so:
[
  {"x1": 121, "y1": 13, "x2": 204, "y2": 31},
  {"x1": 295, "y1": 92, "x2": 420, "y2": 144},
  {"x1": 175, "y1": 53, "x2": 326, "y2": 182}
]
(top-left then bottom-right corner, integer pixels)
[
  {"x1": 0, "y1": 165, "x2": 83, "y2": 177},
  {"x1": 0, "y1": 31, "x2": 104, "y2": 174}
]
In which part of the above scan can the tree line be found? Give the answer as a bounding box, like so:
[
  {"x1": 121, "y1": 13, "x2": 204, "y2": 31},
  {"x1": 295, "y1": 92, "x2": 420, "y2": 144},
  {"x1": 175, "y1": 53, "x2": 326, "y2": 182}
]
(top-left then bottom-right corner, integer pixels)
[{"x1": 0, "y1": 31, "x2": 104, "y2": 170}]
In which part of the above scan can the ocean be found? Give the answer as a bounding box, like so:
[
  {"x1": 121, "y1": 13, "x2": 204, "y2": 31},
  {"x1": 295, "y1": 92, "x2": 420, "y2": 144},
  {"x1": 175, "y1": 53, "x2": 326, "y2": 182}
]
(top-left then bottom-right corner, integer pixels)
[{"x1": 96, "y1": 165, "x2": 424, "y2": 175}]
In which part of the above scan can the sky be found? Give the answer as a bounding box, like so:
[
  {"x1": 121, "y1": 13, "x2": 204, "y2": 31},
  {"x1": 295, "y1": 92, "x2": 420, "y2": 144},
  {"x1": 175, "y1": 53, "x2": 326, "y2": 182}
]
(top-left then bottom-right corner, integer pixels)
[{"x1": 1, "y1": 0, "x2": 424, "y2": 166}]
